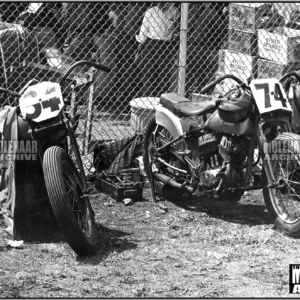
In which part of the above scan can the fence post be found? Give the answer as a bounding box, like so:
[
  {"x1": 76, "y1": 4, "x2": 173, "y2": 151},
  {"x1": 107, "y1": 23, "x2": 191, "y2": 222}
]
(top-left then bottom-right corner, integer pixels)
[{"x1": 178, "y1": 3, "x2": 189, "y2": 96}]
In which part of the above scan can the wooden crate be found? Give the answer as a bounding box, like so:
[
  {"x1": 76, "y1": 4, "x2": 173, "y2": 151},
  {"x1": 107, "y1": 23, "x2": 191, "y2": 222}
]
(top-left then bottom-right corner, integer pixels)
[
  {"x1": 218, "y1": 50, "x2": 254, "y2": 81},
  {"x1": 255, "y1": 58, "x2": 284, "y2": 79},
  {"x1": 284, "y1": 61, "x2": 300, "y2": 74},
  {"x1": 258, "y1": 28, "x2": 300, "y2": 65},
  {"x1": 255, "y1": 58, "x2": 300, "y2": 79},
  {"x1": 229, "y1": 3, "x2": 284, "y2": 33},
  {"x1": 225, "y1": 29, "x2": 257, "y2": 56}
]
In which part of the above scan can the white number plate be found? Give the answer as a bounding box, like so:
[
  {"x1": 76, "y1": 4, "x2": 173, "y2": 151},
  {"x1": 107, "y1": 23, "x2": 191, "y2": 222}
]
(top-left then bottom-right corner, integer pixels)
[
  {"x1": 249, "y1": 78, "x2": 292, "y2": 114},
  {"x1": 19, "y1": 82, "x2": 64, "y2": 122}
]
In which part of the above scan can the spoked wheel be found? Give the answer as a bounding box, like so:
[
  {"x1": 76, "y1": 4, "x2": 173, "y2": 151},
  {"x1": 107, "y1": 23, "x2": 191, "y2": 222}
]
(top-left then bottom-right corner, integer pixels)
[
  {"x1": 263, "y1": 133, "x2": 300, "y2": 237},
  {"x1": 43, "y1": 146, "x2": 97, "y2": 256},
  {"x1": 143, "y1": 116, "x2": 189, "y2": 201}
]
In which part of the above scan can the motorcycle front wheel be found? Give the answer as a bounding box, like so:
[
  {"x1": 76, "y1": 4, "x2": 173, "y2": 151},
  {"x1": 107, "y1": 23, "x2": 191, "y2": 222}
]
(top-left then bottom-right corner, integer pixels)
[
  {"x1": 43, "y1": 146, "x2": 97, "y2": 256},
  {"x1": 263, "y1": 132, "x2": 300, "y2": 237}
]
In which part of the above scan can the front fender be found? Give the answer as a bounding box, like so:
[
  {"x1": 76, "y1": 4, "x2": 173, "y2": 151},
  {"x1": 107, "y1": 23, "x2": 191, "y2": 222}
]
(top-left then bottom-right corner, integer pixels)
[{"x1": 155, "y1": 106, "x2": 183, "y2": 138}]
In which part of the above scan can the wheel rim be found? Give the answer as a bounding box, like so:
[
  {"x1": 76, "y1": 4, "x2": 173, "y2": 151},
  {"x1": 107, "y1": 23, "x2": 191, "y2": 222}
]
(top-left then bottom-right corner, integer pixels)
[
  {"x1": 270, "y1": 154, "x2": 300, "y2": 224},
  {"x1": 62, "y1": 161, "x2": 93, "y2": 238}
]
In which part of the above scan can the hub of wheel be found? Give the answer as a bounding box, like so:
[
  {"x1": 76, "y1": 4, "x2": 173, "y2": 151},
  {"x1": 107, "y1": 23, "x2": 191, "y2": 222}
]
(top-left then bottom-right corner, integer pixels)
[{"x1": 277, "y1": 179, "x2": 287, "y2": 194}]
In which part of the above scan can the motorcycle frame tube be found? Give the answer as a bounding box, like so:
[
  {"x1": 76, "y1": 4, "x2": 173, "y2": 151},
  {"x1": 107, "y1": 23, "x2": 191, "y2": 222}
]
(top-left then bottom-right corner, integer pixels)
[
  {"x1": 243, "y1": 109, "x2": 259, "y2": 186},
  {"x1": 64, "y1": 114, "x2": 88, "y2": 191}
]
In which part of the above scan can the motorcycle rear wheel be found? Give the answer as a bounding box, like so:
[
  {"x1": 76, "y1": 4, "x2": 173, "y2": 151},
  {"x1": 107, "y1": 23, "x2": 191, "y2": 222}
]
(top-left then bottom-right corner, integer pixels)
[
  {"x1": 43, "y1": 146, "x2": 97, "y2": 256},
  {"x1": 263, "y1": 132, "x2": 300, "y2": 237},
  {"x1": 143, "y1": 116, "x2": 188, "y2": 200}
]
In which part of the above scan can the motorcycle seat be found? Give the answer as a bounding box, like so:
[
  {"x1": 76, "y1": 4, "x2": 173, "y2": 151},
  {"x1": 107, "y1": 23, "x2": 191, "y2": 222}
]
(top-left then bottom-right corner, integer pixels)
[
  {"x1": 160, "y1": 93, "x2": 190, "y2": 114},
  {"x1": 174, "y1": 101, "x2": 216, "y2": 116}
]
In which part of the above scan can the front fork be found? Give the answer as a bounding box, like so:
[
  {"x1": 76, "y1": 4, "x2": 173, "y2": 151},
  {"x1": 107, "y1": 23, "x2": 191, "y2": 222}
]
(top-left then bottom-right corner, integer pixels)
[
  {"x1": 258, "y1": 125, "x2": 276, "y2": 186},
  {"x1": 30, "y1": 112, "x2": 89, "y2": 192},
  {"x1": 64, "y1": 116, "x2": 88, "y2": 192},
  {"x1": 258, "y1": 118, "x2": 292, "y2": 187}
]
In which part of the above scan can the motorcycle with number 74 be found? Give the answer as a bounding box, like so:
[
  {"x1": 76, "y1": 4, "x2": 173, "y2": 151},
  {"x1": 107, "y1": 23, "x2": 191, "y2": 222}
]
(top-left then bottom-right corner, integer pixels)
[{"x1": 143, "y1": 72, "x2": 300, "y2": 237}]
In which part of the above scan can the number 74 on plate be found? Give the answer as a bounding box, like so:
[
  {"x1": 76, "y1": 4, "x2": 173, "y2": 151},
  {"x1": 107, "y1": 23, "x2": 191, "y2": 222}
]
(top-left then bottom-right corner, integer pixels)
[{"x1": 250, "y1": 78, "x2": 293, "y2": 114}]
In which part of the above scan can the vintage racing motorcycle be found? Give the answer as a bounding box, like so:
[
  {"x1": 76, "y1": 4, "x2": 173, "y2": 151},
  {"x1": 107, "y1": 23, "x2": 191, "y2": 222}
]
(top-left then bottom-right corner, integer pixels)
[
  {"x1": 0, "y1": 60, "x2": 111, "y2": 256},
  {"x1": 143, "y1": 72, "x2": 300, "y2": 238}
]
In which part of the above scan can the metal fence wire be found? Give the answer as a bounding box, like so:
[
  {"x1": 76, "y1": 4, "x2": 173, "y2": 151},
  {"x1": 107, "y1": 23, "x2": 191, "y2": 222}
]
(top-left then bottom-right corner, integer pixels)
[{"x1": 0, "y1": 2, "x2": 300, "y2": 172}]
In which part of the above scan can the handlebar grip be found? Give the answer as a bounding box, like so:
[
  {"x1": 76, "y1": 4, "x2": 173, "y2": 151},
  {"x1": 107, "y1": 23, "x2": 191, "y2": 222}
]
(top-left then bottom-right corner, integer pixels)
[
  {"x1": 200, "y1": 74, "x2": 244, "y2": 94},
  {"x1": 92, "y1": 62, "x2": 112, "y2": 73}
]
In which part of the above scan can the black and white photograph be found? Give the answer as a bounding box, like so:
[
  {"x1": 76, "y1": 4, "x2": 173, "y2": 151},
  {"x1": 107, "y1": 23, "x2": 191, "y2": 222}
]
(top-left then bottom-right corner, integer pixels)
[{"x1": 1, "y1": 1, "x2": 300, "y2": 298}]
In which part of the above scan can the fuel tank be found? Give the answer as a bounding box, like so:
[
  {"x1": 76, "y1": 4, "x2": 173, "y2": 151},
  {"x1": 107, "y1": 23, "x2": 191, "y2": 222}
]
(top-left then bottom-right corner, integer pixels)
[{"x1": 205, "y1": 110, "x2": 254, "y2": 136}]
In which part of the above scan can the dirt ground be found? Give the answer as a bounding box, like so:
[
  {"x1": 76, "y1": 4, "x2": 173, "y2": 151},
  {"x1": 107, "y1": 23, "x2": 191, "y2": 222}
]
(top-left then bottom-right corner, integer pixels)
[{"x1": 0, "y1": 185, "x2": 300, "y2": 298}]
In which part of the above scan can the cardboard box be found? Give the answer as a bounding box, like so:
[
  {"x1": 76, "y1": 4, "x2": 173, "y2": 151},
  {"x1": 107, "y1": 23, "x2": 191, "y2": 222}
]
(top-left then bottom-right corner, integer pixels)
[
  {"x1": 273, "y1": 26, "x2": 300, "y2": 37},
  {"x1": 258, "y1": 28, "x2": 300, "y2": 65},
  {"x1": 255, "y1": 58, "x2": 284, "y2": 79},
  {"x1": 218, "y1": 50, "x2": 254, "y2": 80},
  {"x1": 229, "y1": 3, "x2": 264, "y2": 33},
  {"x1": 215, "y1": 50, "x2": 254, "y2": 95},
  {"x1": 226, "y1": 29, "x2": 258, "y2": 56},
  {"x1": 284, "y1": 61, "x2": 300, "y2": 74},
  {"x1": 274, "y1": 3, "x2": 298, "y2": 25},
  {"x1": 255, "y1": 58, "x2": 300, "y2": 80},
  {"x1": 229, "y1": 3, "x2": 284, "y2": 33}
]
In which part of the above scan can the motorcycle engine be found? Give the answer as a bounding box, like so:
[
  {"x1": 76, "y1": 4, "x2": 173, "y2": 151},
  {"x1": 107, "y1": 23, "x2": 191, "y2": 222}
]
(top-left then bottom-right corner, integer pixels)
[
  {"x1": 197, "y1": 135, "x2": 249, "y2": 190},
  {"x1": 219, "y1": 135, "x2": 249, "y2": 164}
]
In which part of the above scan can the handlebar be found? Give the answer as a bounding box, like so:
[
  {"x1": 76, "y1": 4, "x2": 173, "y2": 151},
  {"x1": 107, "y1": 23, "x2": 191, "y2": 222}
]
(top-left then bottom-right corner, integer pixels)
[
  {"x1": 200, "y1": 74, "x2": 245, "y2": 94},
  {"x1": 0, "y1": 60, "x2": 112, "y2": 100},
  {"x1": 201, "y1": 72, "x2": 300, "y2": 96},
  {"x1": 279, "y1": 71, "x2": 300, "y2": 84},
  {"x1": 0, "y1": 88, "x2": 21, "y2": 98},
  {"x1": 59, "y1": 60, "x2": 111, "y2": 86}
]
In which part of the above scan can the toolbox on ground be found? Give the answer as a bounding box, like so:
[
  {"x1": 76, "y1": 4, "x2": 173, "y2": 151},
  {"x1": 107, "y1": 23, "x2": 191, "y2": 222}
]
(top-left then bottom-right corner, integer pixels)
[{"x1": 95, "y1": 168, "x2": 144, "y2": 202}]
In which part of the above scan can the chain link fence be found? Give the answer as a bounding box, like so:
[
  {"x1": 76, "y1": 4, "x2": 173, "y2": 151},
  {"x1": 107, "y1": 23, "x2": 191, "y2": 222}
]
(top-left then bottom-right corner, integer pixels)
[{"x1": 0, "y1": 3, "x2": 300, "y2": 171}]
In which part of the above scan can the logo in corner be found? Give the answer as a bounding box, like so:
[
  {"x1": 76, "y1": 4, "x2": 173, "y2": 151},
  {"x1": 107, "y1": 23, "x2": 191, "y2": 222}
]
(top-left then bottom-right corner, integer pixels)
[{"x1": 290, "y1": 264, "x2": 300, "y2": 294}]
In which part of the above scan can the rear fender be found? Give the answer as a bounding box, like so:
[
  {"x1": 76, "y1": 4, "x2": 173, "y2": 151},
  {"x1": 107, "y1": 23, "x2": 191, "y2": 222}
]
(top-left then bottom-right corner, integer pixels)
[
  {"x1": 155, "y1": 106, "x2": 185, "y2": 151},
  {"x1": 155, "y1": 106, "x2": 183, "y2": 138}
]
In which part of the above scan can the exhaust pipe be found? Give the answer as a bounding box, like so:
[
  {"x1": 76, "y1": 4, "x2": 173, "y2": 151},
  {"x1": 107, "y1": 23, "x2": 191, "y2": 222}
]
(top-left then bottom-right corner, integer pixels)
[{"x1": 153, "y1": 172, "x2": 193, "y2": 194}]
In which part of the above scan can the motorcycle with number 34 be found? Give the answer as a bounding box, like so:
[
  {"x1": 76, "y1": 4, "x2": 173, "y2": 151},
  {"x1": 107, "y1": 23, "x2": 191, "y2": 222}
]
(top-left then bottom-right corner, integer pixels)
[{"x1": 143, "y1": 72, "x2": 300, "y2": 237}]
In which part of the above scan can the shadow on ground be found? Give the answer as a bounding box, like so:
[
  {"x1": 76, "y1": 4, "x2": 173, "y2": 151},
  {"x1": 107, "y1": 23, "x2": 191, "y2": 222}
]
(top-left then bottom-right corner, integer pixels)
[
  {"x1": 9, "y1": 209, "x2": 137, "y2": 264},
  {"x1": 76, "y1": 223, "x2": 137, "y2": 265},
  {"x1": 163, "y1": 191, "x2": 273, "y2": 226},
  {"x1": 13, "y1": 210, "x2": 64, "y2": 243}
]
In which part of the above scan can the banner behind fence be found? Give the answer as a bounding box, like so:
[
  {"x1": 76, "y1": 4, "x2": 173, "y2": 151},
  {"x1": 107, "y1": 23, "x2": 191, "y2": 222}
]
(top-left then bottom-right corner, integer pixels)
[{"x1": 0, "y1": 2, "x2": 300, "y2": 171}]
